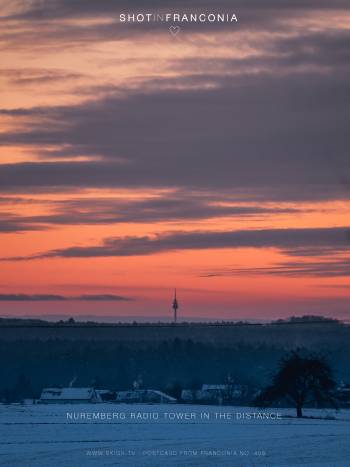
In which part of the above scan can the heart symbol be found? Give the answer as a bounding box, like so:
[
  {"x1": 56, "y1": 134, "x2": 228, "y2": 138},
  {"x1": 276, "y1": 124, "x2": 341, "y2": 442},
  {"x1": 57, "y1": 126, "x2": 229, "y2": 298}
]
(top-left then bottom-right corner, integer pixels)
[{"x1": 169, "y1": 26, "x2": 180, "y2": 37}]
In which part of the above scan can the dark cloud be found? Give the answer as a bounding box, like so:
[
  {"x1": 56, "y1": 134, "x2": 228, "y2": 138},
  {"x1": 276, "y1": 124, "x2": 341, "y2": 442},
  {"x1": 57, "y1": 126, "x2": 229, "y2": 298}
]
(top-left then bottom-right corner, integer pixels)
[
  {"x1": 0, "y1": 64, "x2": 349, "y2": 201},
  {"x1": 76, "y1": 294, "x2": 132, "y2": 301},
  {"x1": 4, "y1": 0, "x2": 349, "y2": 22},
  {"x1": 0, "y1": 213, "x2": 44, "y2": 233},
  {"x1": 0, "y1": 294, "x2": 66, "y2": 301},
  {"x1": 0, "y1": 293, "x2": 131, "y2": 301},
  {"x1": 0, "y1": 0, "x2": 349, "y2": 53},
  {"x1": 0, "y1": 9, "x2": 349, "y2": 202},
  {"x1": 0, "y1": 194, "x2": 302, "y2": 230},
  {"x1": 0, "y1": 0, "x2": 348, "y2": 280},
  {"x1": 177, "y1": 29, "x2": 350, "y2": 76},
  {"x1": 267, "y1": 31, "x2": 350, "y2": 70},
  {"x1": 3, "y1": 227, "x2": 349, "y2": 261}
]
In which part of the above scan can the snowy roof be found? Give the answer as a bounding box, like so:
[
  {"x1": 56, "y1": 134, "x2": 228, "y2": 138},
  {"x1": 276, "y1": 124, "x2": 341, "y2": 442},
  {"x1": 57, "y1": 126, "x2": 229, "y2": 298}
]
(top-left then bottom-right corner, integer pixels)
[
  {"x1": 202, "y1": 384, "x2": 226, "y2": 391},
  {"x1": 116, "y1": 389, "x2": 176, "y2": 402},
  {"x1": 40, "y1": 387, "x2": 96, "y2": 400},
  {"x1": 147, "y1": 389, "x2": 177, "y2": 402}
]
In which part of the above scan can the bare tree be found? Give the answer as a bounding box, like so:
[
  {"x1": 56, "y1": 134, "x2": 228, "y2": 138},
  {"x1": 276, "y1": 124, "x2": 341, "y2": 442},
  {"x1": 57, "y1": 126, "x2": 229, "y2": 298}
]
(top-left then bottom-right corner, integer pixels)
[{"x1": 256, "y1": 351, "x2": 337, "y2": 418}]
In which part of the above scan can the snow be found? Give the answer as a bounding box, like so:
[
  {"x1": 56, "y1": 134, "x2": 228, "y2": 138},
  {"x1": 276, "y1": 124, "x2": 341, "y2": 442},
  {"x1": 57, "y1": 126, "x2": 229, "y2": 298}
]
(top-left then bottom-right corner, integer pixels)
[{"x1": 0, "y1": 404, "x2": 349, "y2": 466}]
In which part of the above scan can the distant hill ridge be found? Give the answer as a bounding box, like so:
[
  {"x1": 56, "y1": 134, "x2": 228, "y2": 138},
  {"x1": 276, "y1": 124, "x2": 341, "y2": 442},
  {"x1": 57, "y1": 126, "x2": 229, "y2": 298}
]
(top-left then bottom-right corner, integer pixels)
[
  {"x1": 0, "y1": 314, "x2": 342, "y2": 327},
  {"x1": 0, "y1": 315, "x2": 347, "y2": 348}
]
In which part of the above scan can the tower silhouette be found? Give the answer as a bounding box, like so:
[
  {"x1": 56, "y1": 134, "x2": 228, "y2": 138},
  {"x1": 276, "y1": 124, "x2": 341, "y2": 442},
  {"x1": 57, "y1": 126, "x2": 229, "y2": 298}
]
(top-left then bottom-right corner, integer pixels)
[{"x1": 172, "y1": 289, "x2": 178, "y2": 323}]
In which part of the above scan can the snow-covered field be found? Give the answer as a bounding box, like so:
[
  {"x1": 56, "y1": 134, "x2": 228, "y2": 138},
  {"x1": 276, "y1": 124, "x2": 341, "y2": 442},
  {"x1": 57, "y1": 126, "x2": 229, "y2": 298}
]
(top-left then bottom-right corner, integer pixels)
[{"x1": 0, "y1": 403, "x2": 349, "y2": 466}]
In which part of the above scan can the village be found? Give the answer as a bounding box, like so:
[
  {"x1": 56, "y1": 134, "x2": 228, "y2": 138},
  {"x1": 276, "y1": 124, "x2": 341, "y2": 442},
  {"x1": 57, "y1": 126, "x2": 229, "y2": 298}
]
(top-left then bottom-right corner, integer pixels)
[
  {"x1": 37, "y1": 379, "x2": 251, "y2": 406},
  {"x1": 33, "y1": 378, "x2": 350, "y2": 407}
]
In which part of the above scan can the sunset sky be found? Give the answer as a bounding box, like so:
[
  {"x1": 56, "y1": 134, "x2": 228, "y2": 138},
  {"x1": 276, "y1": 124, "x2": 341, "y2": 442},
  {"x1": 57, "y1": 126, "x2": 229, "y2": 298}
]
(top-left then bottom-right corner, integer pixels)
[{"x1": 0, "y1": 1, "x2": 349, "y2": 321}]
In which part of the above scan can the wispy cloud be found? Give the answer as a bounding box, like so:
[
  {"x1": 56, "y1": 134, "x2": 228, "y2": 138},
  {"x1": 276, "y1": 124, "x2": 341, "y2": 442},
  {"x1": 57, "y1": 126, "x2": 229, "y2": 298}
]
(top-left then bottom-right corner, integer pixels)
[
  {"x1": 201, "y1": 257, "x2": 350, "y2": 278},
  {"x1": 0, "y1": 68, "x2": 85, "y2": 86},
  {"x1": 0, "y1": 294, "x2": 132, "y2": 301},
  {"x1": 3, "y1": 227, "x2": 349, "y2": 261},
  {"x1": 0, "y1": 193, "x2": 304, "y2": 232}
]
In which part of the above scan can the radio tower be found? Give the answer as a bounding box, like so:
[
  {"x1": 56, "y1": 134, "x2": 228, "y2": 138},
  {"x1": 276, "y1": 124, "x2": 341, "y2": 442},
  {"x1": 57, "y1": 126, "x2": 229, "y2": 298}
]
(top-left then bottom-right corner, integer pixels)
[{"x1": 172, "y1": 289, "x2": 178, "y2": 324}]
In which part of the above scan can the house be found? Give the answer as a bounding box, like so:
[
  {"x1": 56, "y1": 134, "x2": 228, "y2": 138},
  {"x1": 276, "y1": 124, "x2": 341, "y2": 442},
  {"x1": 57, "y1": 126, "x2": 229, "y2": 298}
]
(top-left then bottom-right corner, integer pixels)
[
  {"x1": 96, "y1": 389, "x2": 116, "y2": 402},
  {"x1": 202, "y1": 384, "x2": 227, "y2": 396},
  {"x1": 337, "y1": 383, "x2": 350, "y2": 406},
  {"x1": 181, "y1": 385, "x2": 225, "y2": 403},
  {"x1": 116, "y1": 389, "x2": 176, "y2": 404},
  {"x1": 39, "y1": 387, "x2": 101, "y2": 404},
  {"x1": 182, "y1": 383, "x2": 246, "y2": 404}
]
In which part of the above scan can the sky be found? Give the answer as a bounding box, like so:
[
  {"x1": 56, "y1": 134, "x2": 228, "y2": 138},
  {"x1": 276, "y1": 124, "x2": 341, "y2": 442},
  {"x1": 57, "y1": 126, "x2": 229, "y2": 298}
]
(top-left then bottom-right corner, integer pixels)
[{"x1": 0, "y1": 0, "x2": 349, "y2": 321}]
